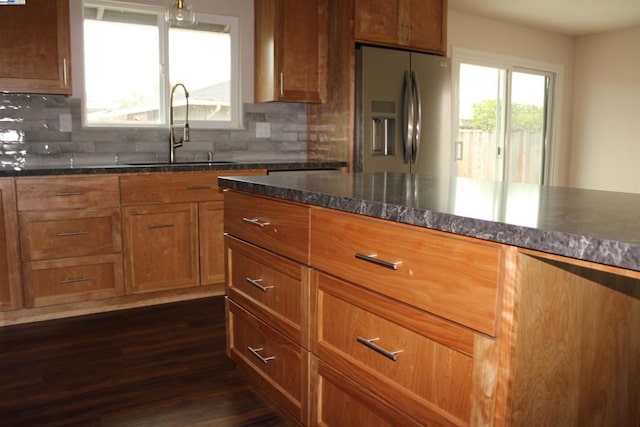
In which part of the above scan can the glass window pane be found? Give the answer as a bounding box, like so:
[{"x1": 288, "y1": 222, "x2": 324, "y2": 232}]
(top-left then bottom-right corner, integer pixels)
[
  {"x1": 456, "y1": 64, "x2": 506, "y2": 181},
  {"x1": 507, "y1": 72, "x2": 548, "y2": 184},
  {"x1": 169, "y1": 24, "x2": 231, "y2": 122},
  {"x1": 83, "y1": 6, "x2": 161, "y2": 125}
]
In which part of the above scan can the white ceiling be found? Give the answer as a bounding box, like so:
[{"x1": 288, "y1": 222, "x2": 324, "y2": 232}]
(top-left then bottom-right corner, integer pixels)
[{"x1": 448, "y1": 0, "x2": 640, "y2": 36}]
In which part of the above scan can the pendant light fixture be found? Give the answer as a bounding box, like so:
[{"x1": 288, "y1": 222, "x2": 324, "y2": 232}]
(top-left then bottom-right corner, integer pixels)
[{"x1": 165, "y1": 0, "x2": 195, "y2": 27}]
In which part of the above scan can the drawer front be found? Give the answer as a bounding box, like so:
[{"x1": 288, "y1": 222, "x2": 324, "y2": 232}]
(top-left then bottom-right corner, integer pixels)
[
  {"x1": 120, "y1": 170, "x2": 265, "y2": 205},
  {"x1": 226, "y1": 235, "x2": 308, "y2": 346},
  {"x1": 23, "y1": 254, "x2": 124, "y2": 308},
  {"x1": 314, "y1": 358, "x2": 420, "y2": 427},
  {"x1": 310, "y1": 207, "x2": 502, "y2": 335},
  {"x1": 315, "y1": 272, "x2": 473, "y2": 426},
  {"x1": 227, "y1": 299, "x2": 307, "y2": 421},
  {"x1": 16, "y1": 175, "x2": 120, "y2": 211},
  {"x1": 19, "y1": 208, "x2": 121, "y2": 261},
  {"x1": 224, "y1": 191, "x2": 309, "y2": 264}
]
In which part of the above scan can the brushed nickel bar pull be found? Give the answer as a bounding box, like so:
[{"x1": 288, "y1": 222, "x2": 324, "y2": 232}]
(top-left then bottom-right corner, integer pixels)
[
  {"x1": 149, "y1": 224, "x2": 175, "y2": 229},
  {"x1": 279, "y1": 72, "x2": 284, "y2": 97},
  {"x1": 62, "y1": 58, "x2": 68, "y2": 87},
  {"x1": 248, "y1": 346, "x2": 275, "y2": 364},
  {"x1": 242, "y1": 217, "x2": 270, "y2": 228},
  {"x1": 356, "y1": 336, "x2": 403, "y2": 361},
  {"x1": 245, "y1": 277, "x2": 274, "y2": 292},
  {"x1": 186, "y1": 185, "x2": 212, "y2": 190},
  {"x1": 56, "y1": 231, "x2": 89, "y2": 237},
  {"x1": 60, "y1": 277, "x2": 90, "y2": 285},
  {"x1": 355, "y1": 253, "x2": 401, "y2": 270},
  {"x1": 55, "y1": 191, "x2": 84, "y2": 197}
]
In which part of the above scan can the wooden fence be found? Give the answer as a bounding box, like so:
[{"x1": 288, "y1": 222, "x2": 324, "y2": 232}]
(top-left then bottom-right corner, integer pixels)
[{"x1": 456, "y1": 130, "x2": 544, "y2": 184}]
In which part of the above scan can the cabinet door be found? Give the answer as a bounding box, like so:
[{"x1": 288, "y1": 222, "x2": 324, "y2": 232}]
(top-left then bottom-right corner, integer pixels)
[
  {"x1": 255, "y1": 0, "x2": 326, "y2": 103},
  {"x1": 354, "y1": 0, "x2": 446, "y2": 54},
  {"x1": 123, "y1": 203, "x2": 199, "y2": 294},
  {"x1": 354, "y1": 0, "x2": 402, "y2": 46},
  {"x1": 403, "y1": 0, "x2": 446, "y2": 53},
  {"x1": 199, "y1": 201, "x2": 224, "y2": 286},
  {"x1": 0, "y1": 179, "x2": 22, "y2": 311},
  {"x1": 0, "y1": 0, "x2": 71, "y2": 94}
]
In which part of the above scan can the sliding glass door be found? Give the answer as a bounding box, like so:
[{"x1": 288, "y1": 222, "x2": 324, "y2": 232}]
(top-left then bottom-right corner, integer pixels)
[{"x1": 453, "y1": 60, "x2": 554, "y2": 185}]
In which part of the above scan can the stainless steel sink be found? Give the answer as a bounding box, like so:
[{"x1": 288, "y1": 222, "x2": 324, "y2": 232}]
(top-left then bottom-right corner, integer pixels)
[{"x1": 126, "y1": 160, "x2": 236, "y2": 166}]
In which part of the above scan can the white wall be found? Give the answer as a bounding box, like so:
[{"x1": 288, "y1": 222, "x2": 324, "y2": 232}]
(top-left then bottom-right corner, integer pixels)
[
  {"x1": 570, "y1": 26, "x2": 640, "y2": 193},
  {"x1": 447, "y1": 10, "x2": 575, "y2": 186},
  {"x1": 69, "y1": 0, "x2": 254, "y2": 103}
]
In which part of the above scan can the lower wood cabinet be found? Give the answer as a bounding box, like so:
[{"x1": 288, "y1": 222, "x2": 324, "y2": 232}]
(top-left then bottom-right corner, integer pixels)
[
  {"x1": 227, "y1": 299, "x2": 309, "y2": 423},
  {"x1": 122, "y1": 203, "x2": 199, "y2": 294},
  {"x1": 312, "y1": 270, "x2": 474, "y2": 426},
  {"x1": 0, "y1": 178, "x2": 22, "y2": 311},
  {"x1": 23, "y1": 254, "x2": 124, "y2": 307},
  {"x1": 17, "y1": 175, "x2": 124, "y2": 308},
  {"x1": 222, "y1": 191, "x2": 640, "y2": 426},
  {"x1": 121, "y1": 170, "x2": 266, "y2": 295}
]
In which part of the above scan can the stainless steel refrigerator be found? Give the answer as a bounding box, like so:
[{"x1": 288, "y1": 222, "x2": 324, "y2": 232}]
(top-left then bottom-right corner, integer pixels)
[{"x1": 355, "y1": 46, "x2": 452, "y2": 175}]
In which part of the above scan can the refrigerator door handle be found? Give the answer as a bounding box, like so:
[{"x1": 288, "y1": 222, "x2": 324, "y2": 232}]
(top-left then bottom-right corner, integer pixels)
[
  {"x1": 411, "y1": 70, "x2": 422, "y2": 164},
  {"x1": 402, "y1": 70, "x2": 413, "y2": 164}
]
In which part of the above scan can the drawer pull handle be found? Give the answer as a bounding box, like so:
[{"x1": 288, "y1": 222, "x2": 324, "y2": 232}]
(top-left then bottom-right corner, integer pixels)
[
  {"x1": 149, "y1": 224, "x2": 175, "y2": 229},
  {"x1": 56, "y1": 231, "x2": 89, "y2": 237},
  {"x1": 186, "y1": 185, "x2": 212, "y2": 190},
  {"x1": 55, "y1": 191, "x2": 84, "y2": 197},
  {"x1": 248, "y1": 346, "x2": 275, "y2": 364},
  {"x1": 355, "y1": 253, "x2": 402, "y2": 270},
  {"x1": 60, "y1": 277, "x2": 91, "y2": 285},
  {"x1": 356, "y1": 336, "x2": 403, "y2": 361},
  {"x1": 242, "y1": 217, "x2": 270, "y2": 228},
  {"x1": 246, "y1": 277, "x2": 274, "y2": 292}
]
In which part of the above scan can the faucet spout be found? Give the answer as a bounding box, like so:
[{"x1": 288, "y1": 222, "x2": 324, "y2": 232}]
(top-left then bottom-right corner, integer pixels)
[{"x1": 169, "y1": 83, "x2": 190, "y2": 163}]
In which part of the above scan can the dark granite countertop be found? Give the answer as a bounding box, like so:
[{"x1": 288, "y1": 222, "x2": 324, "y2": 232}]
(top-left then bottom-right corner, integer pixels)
[
  {"x1": 0, "y1": 161, "x2": 347, "y2": 177},
  {"x1": 218, "y1": 171, "x2": 640, "y2": 272}
]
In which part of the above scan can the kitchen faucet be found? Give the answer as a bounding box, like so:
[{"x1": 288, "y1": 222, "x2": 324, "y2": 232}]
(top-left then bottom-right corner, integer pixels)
[{"x1": 169, "y1": 83, "x2": 190, "y2": 163}]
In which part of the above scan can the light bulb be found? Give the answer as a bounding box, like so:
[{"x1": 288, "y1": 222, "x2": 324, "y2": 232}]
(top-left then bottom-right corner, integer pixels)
[{"x1": 165, "y1": 0, "x2": 195, "y2": 27}]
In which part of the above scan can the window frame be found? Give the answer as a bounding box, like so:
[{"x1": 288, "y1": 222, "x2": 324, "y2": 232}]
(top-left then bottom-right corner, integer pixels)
[
  {"x1": 81, "y1": 0, "x2": 241, "y2": 130},
  {"x1": 451, "y1": 47, "x2": 564, "y2": 186}
]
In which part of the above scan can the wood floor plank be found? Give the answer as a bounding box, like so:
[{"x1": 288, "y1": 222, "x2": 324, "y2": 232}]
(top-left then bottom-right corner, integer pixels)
[{"x1": 0, "y1": 297, "x2": 290, "y2": 426}]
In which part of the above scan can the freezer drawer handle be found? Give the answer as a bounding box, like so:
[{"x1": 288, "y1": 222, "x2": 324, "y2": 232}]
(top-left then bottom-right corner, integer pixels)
[
  {"x1": 242, "y1": 217, "x2": 270, "y2": 228},
  {"x1": 56, "y1": 231, "x2": 89, "y2": 237},
  {"x1": 355, "y1": 253, "x2": 401, "y2": 270},
  {"x1": 245, "y1": 277, "x2": 274, "y2": 292},
  {"x1": 356, "y1": 337, "x2": 403, "y2": 361},
  {"x1": 59, "y1": 277, "x2": 91, "y2": 285},
  {"x1": 248, "y1": 346, "x2": 275, "y2": 364}
]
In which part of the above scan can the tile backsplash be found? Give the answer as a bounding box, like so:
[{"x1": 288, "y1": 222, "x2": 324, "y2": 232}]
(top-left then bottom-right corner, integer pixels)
[{"x1": 0, "y1": 93, "x2": 308, "y2": 169}]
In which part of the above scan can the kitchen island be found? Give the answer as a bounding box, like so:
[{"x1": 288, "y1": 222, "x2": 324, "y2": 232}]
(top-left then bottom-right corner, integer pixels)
[{"x1": 220, "y1": 171, "x2": 639, "y2": 426}]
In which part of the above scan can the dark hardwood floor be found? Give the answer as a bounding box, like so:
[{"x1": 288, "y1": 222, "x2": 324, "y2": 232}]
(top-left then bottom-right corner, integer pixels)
[{"x1": 0, "y1": 297, "x2": 289, "y2": 427}]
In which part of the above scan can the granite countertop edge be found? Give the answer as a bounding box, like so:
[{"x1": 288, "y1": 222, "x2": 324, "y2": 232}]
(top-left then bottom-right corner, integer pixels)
[
  {"x1": 0, "y1": 161, "x2": 348, "y2": 177},
  {"x1": 218, "y1": 177, "x2": 640, "y2": 273}
]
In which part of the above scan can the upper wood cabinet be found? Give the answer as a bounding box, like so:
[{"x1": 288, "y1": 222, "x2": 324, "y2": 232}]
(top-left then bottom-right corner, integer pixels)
[
  {"x1": 254, "y1": 0, "x2": 327, "y2": 103},
  {"x1": 354, "y1": 0, "x2": 447, "y2": 54},
  {"x1": 0, "y1": 0, "x2": 72, "y2": 95}
]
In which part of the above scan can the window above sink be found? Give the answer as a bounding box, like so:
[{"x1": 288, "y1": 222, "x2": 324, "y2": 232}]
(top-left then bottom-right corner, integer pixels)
[{"x1": 82, "y1": 0, "x2": 241, "y2": 130}]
